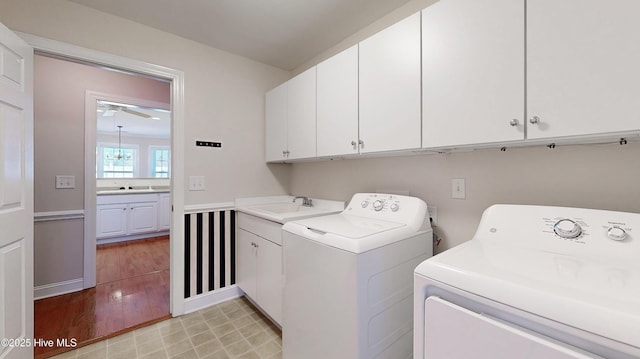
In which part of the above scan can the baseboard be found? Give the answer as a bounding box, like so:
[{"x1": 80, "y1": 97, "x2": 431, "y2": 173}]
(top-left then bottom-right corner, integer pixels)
[
  {"x1": 97, "y1": 231, "x2": 170, "y2": 245},
  {"x1": 34, "y1": 278, "x2": 84, "y2": 300},
  {"x1": 183, "y1": 285, "x2": 242, "y2": 314}
]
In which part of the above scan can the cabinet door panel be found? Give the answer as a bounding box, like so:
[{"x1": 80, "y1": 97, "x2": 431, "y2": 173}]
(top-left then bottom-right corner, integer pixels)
[
  {"x1": 236, "y1": 229, "x2": 257, "y2": 299},
  {"x1": 317, "y1": 45, "x2": 359, "y2": 157},
  {"x1": 97, "y1": 204, "x2": 127, "y2": 238},
  {"x1": 359, "y1": 12, "x2": 421, "y2": 153},
  {"x1": 265, "y1": 82, "x2": 288, "y2": 162},
  {"x1": 256, "y1": 237, "x2": 283, "y2": 325},
  {"x1": 158, "y1": 194, "x2": 171, "y2": 230},
  {"x1": 528, "y1": 0, "x2": 640, "y2": 139},
  {"x1": 422, "y1": 0, "x2": 524, "y2": 148},
  {"x1": 128, "y1": 202, "x2": 158, "y2": 234},
  {"x1": 287, "y1": 67, "x2": 317, "y2": 160}
]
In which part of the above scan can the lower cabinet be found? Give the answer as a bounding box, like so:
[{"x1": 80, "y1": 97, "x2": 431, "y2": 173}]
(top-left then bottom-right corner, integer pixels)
[
  {"x1": 97, "y1": 193, "x2": 169, "y2": 240},
  {"x1": 236, "y1": 213, "x2": 283, "y2": 325}
]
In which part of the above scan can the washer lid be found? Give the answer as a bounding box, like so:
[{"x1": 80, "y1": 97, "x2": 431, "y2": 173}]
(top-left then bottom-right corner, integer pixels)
[
  {"x1": 293, "y1": 213, "x2": 405, "y2": 239},
  {"x1": 415, "y1": 239, "x2": 640, "y2": 350}
]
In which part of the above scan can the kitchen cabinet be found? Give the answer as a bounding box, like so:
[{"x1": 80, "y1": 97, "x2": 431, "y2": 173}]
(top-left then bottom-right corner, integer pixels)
[
  {"x1": 97, "y1": 193, "x2": 168, "y2": 240},
  {"x1": 158, "y1": 193, "x2": 171, "y2": 230},
  {"x1": 359, "y1": 12, "x2": 422, "y2": 153},
  {"x1": 527, "y1": 0, "x2": 640, "y2": 140},
  {"x1": 421, "y1": 0, "x2": 524, "y2": 148},
  {"x1": 265, "y1": 82, "x2": 288, "y2": 162},
  {"x1": 265, "y1": 67, "x2": 316, "y2": 162},
  {"x1": 316, "y1": 45, "x2": 359, "y2": 157},
  {"x1": 236, "y1": 213, "x2": 283, "y2": 325}
]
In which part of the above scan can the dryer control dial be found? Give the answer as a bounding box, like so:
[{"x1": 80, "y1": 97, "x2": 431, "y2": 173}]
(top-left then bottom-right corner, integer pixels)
[
  {"x1": 554, "y1": 219, "x2": 582, "y2": 239},
  {"x1": 607, "y1": 226, "x2": 627, "y2": 241},
  {"x1": 361, "y1": 200, "x2": 369, "y2": 208},
  {"x1": 390, "y1": 203, "x2": 399, "y2": 212},
  {"x1": 373, "y1": 200, "x2": 385, "y2": 212}
]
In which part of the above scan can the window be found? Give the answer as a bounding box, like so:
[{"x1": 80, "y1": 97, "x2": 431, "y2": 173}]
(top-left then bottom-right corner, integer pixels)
[
  {"x1": 98, "y1": 144, "x2": 138, "y2": 178},
  {"x1": 150, "y1": 147, "x2": 170, "y2": 178}
]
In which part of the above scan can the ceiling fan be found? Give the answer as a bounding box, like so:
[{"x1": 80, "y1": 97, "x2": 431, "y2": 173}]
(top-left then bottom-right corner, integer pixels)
[{"x1": 101, "y1": 104, "x2": 152, "y2": 119}]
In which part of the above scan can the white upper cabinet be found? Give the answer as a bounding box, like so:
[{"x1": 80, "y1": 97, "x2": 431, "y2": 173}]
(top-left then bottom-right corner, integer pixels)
[
  {"x1": 317, "y1": 45, "x2": 359, "y2": 157},
  {"x1": 287, "y1": 67, "x2": 317, "y2": 160},
  {"x1": 527, "y1": 0, "x2": 640, "y2": 139},
  {"x1": 422, "y1": 0, "x2": 524, "y2": 148},
  {"x1": 265, "y1": 82, "x2": 288, "y2": 162},
  {"x1": 359, "y1": 12, "x2": 422, "y2": 153}
]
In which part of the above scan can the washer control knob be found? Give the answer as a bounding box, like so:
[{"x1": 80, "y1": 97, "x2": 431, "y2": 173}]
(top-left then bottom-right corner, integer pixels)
[
  {"x1": 607, "y1": 226, "x2": 627, "y2": 241},
  {"x1": 373, "y1": 200, "x2": 384, "y2": 211},
  {"x1": 361, "y1": 200, "x2": 369, "y2": 208},
  {"x1": 390, "y1": 203, "x2": 399, "y2": 212},
  {"x1": 553, "y1": 219, "x2": 582, "y2": 239}
]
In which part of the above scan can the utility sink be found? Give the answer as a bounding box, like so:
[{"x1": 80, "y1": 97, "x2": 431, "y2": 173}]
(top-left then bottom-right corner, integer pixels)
[
  {"x1": 236, "y1": 196, "x2": 345, "y2": 224},
  {"x1": 249, "y1": 203, "x2": 315, "y2": 214}
]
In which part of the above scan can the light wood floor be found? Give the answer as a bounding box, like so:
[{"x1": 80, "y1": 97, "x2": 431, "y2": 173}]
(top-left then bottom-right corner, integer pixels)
[{"x1": 35, "y1": 236, "x2": 170, "y2": 358}]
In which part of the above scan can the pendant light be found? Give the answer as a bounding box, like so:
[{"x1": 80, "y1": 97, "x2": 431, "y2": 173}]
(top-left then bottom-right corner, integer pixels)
[{"x1": 115, "y1": 125, "x2": 124, "y2": 160}]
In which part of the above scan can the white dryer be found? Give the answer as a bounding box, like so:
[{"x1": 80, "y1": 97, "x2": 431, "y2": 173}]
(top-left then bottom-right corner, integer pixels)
[
  {"x1": 282, "y1": 193, "x2": 433, "y2": 359},
  {"x1": 414, "y1": 204, "x2": 640, "y2": 359}
]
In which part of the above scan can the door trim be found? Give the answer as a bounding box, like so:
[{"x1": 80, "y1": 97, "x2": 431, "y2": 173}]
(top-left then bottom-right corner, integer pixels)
[{"x1": 17, "y1": 32, "x2": 187, "y2": 316}]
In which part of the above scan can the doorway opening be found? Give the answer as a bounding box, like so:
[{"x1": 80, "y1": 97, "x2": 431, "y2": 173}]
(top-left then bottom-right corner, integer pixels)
[{"x1": 30, "y1": 47, "x2": 182, "y2": 357}]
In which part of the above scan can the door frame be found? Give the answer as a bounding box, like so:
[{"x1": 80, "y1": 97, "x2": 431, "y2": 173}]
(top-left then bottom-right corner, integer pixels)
[{"x1": 18, "y1": 32, "x2": 187, "y2": 316}]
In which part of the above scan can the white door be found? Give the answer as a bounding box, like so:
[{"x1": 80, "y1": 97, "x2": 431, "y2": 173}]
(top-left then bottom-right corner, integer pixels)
[
  {"x1": 422, "y1": 0, "x2": 524, "y2": 148},
  {"x1": 359, "y1": 12, "x2": 422, "y2": 153},
  {"x1": 286, "y1": 67, "x2": 316, "y2": 160},
  {"x1": 255, "y1": 237, "x2": 282, "y2": 325},
  {"x1": 527, "y1": 0, "x2": 640, "y2": 139},
  {"x1": 96, "y1": 203, "x2": 128, "y2": 238},
  {"x1": 235, "y1": 229, "x2": 257, "y2": 299},
  {"x1": 265, "y1": 82, "x2": 288, "y2": 162},
  {"x1": 316, "y1": 45, "x2": 359, "y2": 157},
  {"x1": 128, "y1": 202, "x2": 158, "y2": 234},
  {"x1": 0, "y1": 23, "x2": 34, "y2": 359}
]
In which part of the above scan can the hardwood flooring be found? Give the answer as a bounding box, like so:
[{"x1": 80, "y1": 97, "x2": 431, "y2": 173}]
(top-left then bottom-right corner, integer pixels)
[{"x1": 35, "y1": 236, "x2": 170, "y2": 358}]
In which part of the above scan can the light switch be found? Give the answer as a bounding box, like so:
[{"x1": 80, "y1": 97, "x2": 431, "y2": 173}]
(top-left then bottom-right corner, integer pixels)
[
  {"x1": 56, "y1": 175, "x2": 75, "y2": 189},
  {"x1": 451, "y1": 179, "x2": 465, "y2": 199},
  {"x1": 189, "y1": 176, "x2": 205, "y2": 191}
]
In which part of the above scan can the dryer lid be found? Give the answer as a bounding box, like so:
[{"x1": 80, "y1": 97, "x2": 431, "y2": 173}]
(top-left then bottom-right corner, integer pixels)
[{"x1": 294, "y1": 213, "x2": 405, "y2": 239}]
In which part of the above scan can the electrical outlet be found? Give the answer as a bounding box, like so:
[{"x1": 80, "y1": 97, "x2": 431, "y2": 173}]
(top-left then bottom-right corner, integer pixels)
[
  {"x1": 427, "y1": 206, "x2": 438, "y2": 227},
  {"x1": 452, "y1": 178, "x2": 466, "y2": 199},
  {"x1": 189, "y1": 176, "x2": 205, "y2": 191},
  {"x1": 55, "y1": 175, "x2": 75, "y2": 189}
]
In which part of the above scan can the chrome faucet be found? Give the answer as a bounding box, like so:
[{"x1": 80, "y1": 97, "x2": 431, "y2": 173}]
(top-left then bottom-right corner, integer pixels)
[{"x1": 293, "y1": 196, "x2": 313, "y2": 207}]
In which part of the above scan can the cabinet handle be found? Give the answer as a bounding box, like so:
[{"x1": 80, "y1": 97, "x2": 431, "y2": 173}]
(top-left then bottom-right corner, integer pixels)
[
  {"x1": 351, "y1": 140, "x2": 357, "y2": 149},
  {"x1": 509, "y1": 119, "x2": 519, "y2": 127},
  {"x1": 529, "y1": 116, "x2": 540, "y2": 125},
  {"x1": 358, "y1": 139, "x2": 364, "y2": 148}
]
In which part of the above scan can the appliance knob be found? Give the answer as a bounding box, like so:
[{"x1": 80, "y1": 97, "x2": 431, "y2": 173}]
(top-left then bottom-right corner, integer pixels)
[
  {"x1": 607, "y1": 226, "x2": 627, "y2": 241},
  {"x1": 373, "y1": 200, "x2": 384, "y2": 212},
  {"x1": 553, "y1": 219, "x2": 582, "y2": 239},
  {"x1": 390, "y1": 203, "x2": 399, "y2": 212},
  {"x1": 361, "y1": 200, "x2": 369, "y2": 208}
]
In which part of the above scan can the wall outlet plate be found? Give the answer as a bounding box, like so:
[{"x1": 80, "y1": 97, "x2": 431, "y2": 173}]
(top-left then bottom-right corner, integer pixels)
[
  {"x1": 427, "y1": 206, "x2": 437, "y2": 227},
  {"x1": 55, "y1": 175, "x2": 75, "y2": 189},
  {"x1": 451, "y1": 178, "x2": 466, "y2": 199},
  {"x1": 189, "y1": 176, "x2": 205, "y2": 191}
]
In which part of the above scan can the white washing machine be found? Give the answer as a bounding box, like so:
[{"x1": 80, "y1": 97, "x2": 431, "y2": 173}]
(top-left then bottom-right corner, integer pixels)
[
  {"x1": 414, "y1": 204, "x2": 640, "y2": 359},
  {"x1": 282, "y1": 193, "x2": 433, "y2": 359}
]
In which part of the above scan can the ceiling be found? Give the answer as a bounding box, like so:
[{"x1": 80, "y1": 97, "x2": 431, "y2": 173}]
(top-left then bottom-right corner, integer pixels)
[
  {"x1": 69, "y1": 0, "x2": 412, "y2": 71},
  {"x1": 97, "y1": 101, "x2": 171, "y2": 138}
]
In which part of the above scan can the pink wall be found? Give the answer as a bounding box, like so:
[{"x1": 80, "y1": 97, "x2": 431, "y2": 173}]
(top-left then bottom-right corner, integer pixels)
[{"x1": 34, "y1": 54, "x2": 170, "y2": 212}]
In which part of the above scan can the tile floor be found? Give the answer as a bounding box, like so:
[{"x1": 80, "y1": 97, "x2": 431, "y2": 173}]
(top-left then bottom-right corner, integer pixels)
[{"x1": 51, "y1": 297, "x2": 282, "y2": 359}]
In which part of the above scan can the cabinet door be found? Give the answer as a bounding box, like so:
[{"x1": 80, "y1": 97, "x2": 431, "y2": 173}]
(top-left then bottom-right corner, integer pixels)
[
  {"x1": 265, "y1": 82, "x2": 288, "y2": 162},
  {"x1": 256, "y1": 237, "x2": 283, "y2": 325},
  {"x1": 317, "y1": 45, "x2": 359, "y2": 157},
  {"x1": 236, "y1": 229, "x2": 257, "y2": 299},
  {"x1": 422, "y1": 0, "x2": 524, "y2": 148},
  {"x1": 97, "y1": 204, "x2": 127, "y2": 238},
  {"x1": 158, "y1": 193, "x2": 171, "y2": 230},
  {"x1": 359, "y1": 12, "x2": 422, "y2": 153},
  {"x1": 287, "y1": 67, "x2": 317, "y2": 160},
  {"x1": 528, "y1": 0, "x2": 640, "y2": 139},
  {"x1": 128, "y1": 202, "x2": 158, "y2": 234}
]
